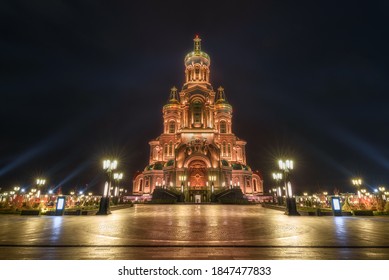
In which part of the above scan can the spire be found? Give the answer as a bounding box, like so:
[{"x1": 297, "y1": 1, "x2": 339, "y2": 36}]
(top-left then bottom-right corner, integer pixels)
[
  {"x1": 216, "y1": 86, "x2": 226, "y2": 103},
  {"x1": 168, "y1": 86, "x2": 179, "y2": 103},
  {"x1": 194, "y1": 34, "x2": 201, "y2": 54}
]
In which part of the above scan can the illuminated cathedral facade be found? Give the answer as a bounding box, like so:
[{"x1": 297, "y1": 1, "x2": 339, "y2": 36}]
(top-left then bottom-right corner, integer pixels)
[{"x1": 133, "y1": 35, "x2": 263, "y2": 202}]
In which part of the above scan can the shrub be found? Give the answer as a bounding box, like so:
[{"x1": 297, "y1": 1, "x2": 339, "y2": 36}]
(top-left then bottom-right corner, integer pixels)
[{"x1": 352, "y1": 210, "x2": 374, "y2": 216}]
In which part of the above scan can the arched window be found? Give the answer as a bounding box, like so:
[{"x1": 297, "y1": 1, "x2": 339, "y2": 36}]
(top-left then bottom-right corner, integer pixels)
[
  {"x1": 227, "y1": 143, "x2": 231, "y2": 156},
  {"x1": 169, "y1": 121, "x2": 175, "y2": 133},
  {"x1": 237, "y1": 147, "x2": 242, "y2": 161},
  {"x1": 192, "y1": 101, "x2": 203, "y2": 125},
  {"x1": 156, "y1": 177, "x2": 161, "y2": 187},
  {"x1": 220, "y1": 121, "x2": 226, "y2": 133},
  {"x1": 222, "y1": 141, "x2": 226, "y2": 156},
  {"x1": 139, "y1": 179, "x2": 143, "y2": 191},
  {"x1": 168, "y1": 141, "x2": 173, "y2": 156},
  {"x1": 253, "y1": 179, "x2": 257, "y2": 192},
  {"x1": 195, "y1": 66, "x2": 200, "y2": 78},
  {"x1": 153, "y1": 147, "x2": 158, "y2": 160},
  {"x1": 164, "y1": 144, "x2": 168, "y2": 155},
  {"x1": 145, "y1": 179, "x2": 149, "y2": 190}
]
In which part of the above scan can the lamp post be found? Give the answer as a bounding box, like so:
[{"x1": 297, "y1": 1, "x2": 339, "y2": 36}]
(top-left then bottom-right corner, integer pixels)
[
  {"x1": 352, "y1": 178, "x2": 362, "y2": 202},
  {"x1": 97, "y1": 159, "x2": 117, "y2": 215},
  {"x1": 209, "y1": 175, "x2": 216, "y2": 202},
  {"x1": 187, "y1": 182, "x2": 191, "y2": 202},
  {"x1": 179, "y1": 175, "x2": 186, "y2": 202},
  {"x1": 9, "y1": 191, "x2": 15, "y2": 205},
  {"x1": 271, "y1": 188, "x2": 277, "y2": 204},
  {"x1": 113, "y1": 172, "x2": 123, "y2": 205},
  {"x1": 279, "y1": 159, "x2": 299, "y2": 216},
  {"x1": 323, "y1": 191, "x2": 328, "y2": 208},
  {"x1": 69, "y1": 191, "x2": 74, "y2": 207},
  {"x1": 179, "y1": 175, "x2": 186, "y2": 193},
  {"x1": 303, "y1": 192, "x2": 308, "y2": 207},
  {"x1": 119, "y1": 188, "x2": 124, "y2": 203},
  {"x1": 36, "y1": 178, "x2": 46, "y2": 198},
  {"x1": 209, "y1": 175, "x2": 216, "y2": 194},
  {"x1": 378, "y1": 186, "x2": 385, "y2": 200},
  {"x1": 272, "y1": 172, "x2": 283, "y2": 205}
]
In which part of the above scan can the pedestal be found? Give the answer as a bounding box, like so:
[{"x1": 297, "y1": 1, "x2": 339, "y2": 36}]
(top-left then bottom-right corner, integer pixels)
[
  {"x1": 285, "y1": 197, "x2": 300, "y2": 216},
  {"x1": 96, "y1": 197, "x2": 111, "y2": 215}
]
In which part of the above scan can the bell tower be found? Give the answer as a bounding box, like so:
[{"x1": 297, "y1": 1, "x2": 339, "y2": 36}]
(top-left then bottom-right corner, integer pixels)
[{"x1": 184, "y1": 35, "x2": 211, "y2": 87}]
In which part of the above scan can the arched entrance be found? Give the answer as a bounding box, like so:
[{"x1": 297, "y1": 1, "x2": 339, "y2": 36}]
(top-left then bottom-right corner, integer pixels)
[{"x1": 187, "y1": 160, "x2": 209, "y2": 203}]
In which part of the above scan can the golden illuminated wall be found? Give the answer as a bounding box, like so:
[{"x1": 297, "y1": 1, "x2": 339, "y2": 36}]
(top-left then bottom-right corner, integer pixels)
[{"x1": 133, "y1": 35, "x2": 263, "y2": 197}]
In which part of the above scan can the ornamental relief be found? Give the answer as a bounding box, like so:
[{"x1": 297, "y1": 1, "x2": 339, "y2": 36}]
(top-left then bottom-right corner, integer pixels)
[{"x1": 186, "y1": 138, "x2": 209, "y2": 156}]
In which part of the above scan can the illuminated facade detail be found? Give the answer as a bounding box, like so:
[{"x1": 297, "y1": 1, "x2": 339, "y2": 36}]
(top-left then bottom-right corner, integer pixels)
[{"x1": 133, "y1": 35, "x2": 263, "y2": 201}]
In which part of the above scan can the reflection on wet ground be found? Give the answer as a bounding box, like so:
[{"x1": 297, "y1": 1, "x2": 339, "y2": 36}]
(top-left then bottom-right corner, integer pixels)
[{"x1": 0, "y1": 204, "x2": 388, "y2": 259}]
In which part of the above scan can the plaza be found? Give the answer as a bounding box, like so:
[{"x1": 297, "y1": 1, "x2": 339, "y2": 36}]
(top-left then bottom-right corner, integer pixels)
[{"x1": 0, "y1": 204, "x2": 388, "y2": 260}]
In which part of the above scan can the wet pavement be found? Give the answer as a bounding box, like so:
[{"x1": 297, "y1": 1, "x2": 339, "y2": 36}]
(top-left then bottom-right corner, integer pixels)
[{"x1": 0, "y1": 204, "x2": 388, "y2": 259}]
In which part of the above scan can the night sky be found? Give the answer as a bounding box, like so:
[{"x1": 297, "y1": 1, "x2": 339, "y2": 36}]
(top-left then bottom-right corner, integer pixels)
[{"x1": 1, "y1": 1, "x2": 388, "y2": 195}]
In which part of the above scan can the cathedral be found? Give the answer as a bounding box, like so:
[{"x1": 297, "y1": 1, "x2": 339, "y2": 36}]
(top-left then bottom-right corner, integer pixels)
[{"x1": 133, "y1": 35, "x2": 263, "y2": 202}]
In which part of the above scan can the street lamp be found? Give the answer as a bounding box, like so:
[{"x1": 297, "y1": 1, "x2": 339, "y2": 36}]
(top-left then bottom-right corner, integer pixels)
[
  {"x1": 378, "y1": 186, "x2": 386, "y2": 200},
  {"x1": 97, "y1": 159, "x2": 117, "y2": 215},
  {"x1": 384, "y1": 191, "x2": 389, "y2": 201},
  {"x1": 179, "y1": 175, "x2": 186, "y2": 193},
  {"x1": 303, "y1": 192, "x2": 308, "y2": 206},
  {"x1": 118, "y1": 188, "x2": 124, "y2": 203},
  {"x1": 187, "y1": 181, "x2": 191, "y2": 198},
  {"x1": 36, "y1": 178, "x2": 46, "y2": 197},
  {"x1": 10, "y1": 191, "x2": 15, "y2": 203},
  {"x1": 209, "y1": 175, "x2": 216, "y2": 194},
  {"x1": 352, "y1": 178, "x2": 362, "y2": 198},
  {"x1": 178, "y1": 175, "x2": 187, "y2": 202},
  {"x1": 272, "y1": 188, "x2": 277, "y2": 204},
  {"x1": 278, "y1": 159, "x2": 299, "y2": 216},
  {"x1": 323, "y1": 191, "x2": 328, "y2": 207},
  {"x1": 272, "y1": 172, "x2": 283, "y2": 205},
  {"x1": 113, "y1": 172, "x2": 123, "y2": 205}
]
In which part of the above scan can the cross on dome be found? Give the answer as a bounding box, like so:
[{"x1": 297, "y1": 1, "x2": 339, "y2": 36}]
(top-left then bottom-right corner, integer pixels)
[{"x1": 194, "y1": 34, "x2": 201, "y2": 53}]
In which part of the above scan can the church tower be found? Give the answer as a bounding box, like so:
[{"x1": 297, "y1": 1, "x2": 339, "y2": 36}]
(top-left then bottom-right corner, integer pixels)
[{"x1": 133, "y1": 36, "x2": 263, "y2": 202}]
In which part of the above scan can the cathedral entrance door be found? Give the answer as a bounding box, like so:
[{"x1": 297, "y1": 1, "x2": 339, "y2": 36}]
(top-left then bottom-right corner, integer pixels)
[
  {"x1": 188, "y1": 160, "x2": 207, "y2": 187},
  {"x1": 188, "y1": 160, "x2": 208, "y2": 203}
]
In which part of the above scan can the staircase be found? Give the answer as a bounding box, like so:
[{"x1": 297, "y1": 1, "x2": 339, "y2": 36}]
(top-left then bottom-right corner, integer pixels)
[
  {"x1": 211, "y1": 188, "x2": 247, "y2": 203},
  {"x1": 151, "y1": 188, "x2": 184, "y2": 203}
]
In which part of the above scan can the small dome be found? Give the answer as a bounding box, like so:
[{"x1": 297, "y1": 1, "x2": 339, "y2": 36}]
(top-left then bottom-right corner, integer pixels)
[
  {"x1": 165, "y1": 159, "x2": 174, "y2": 167},
  {"x1": 215, "y1": 86, "x2": 232, "y2": 110},
  {"x1": 185, "y1": 53, "x2": 210, "y2": 66},
  {"x1": 221, "y1": 159, "x2": 230, "y2": 167},
  {"x1": 144, "y1": 161, "x2": 165, "y2": 171},
  {"x1": 232, "y1": 163, "x2": 251, "y2": 171},
  {"x1": 163, "y1": 86, "x2": 180, "y2": 110},
  {"x1": 132, "y1": 170, "x2": 142, "y2": 180},
  {"x1": 184, "y1": 35, "x2": 210, "y2": 67},
  {"x1": 253, "y1": 170, "x2": 263, "y2": 179}
]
